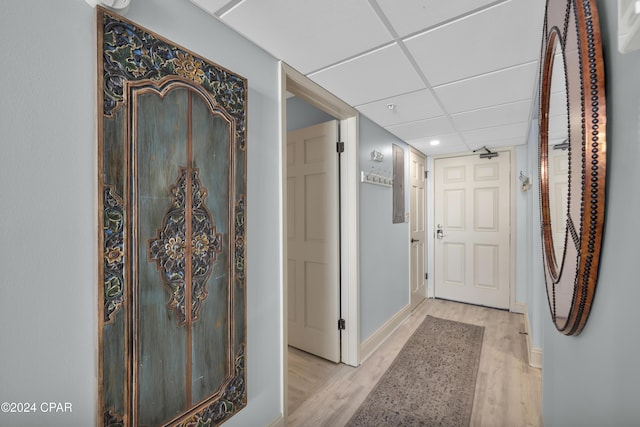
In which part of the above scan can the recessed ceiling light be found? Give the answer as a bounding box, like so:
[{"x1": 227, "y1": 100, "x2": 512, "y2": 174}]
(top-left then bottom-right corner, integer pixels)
[
  {"x1": 387, "y1": 103, "x2": 396, "y2": 110},
  {"x1": 430, "y1": 140, "x2": 440, "y2": 146}
]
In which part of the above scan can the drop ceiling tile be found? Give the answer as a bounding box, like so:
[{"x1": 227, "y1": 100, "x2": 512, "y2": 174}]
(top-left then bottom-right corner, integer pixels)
[
  {"x1": 434, "y1": 62, "x2": 538, "y2": 114},
  {"x1": 468, "y1": 137, "x2": 527, "y2": 151},
  {"x1": 548, "y1": 91, "x2": 567, "y2": 118},
  {"x1": 377, "y1": 0, "x2": 497, "y2": 38},
  {"x1": 408, "y1": 133, "x2": 467, "y2": 156},
  {"x1": 548, "y1": 110, "x2": 569, "y2": 141},
  {"x1": 386, "y1": 116, "x2": 454, "y2": 141},
  {"x1": 424, "y1": 144, "x2": 471, "y2": 156},
  {"x1": 544, "y1": 88, "x2": 568, "y2": 144},
  {"x1": 308, "y1": 44, "x2": 425, "y2": 106},
  {"x1": 408, "y1": 143, "x2": 431, "y2": 156},
  {"x1": 357, "y1": 89, "x2": 444, "y2": 127},
  {"x1": 462, "y1": 122, "x2": 529, "y2": 146},
  {"x1": 450, "y1": 100, "x2": 532, "y2": 132},
  {"x1": 550, "y1": 51, "x2": 565, "y2": 93},
  {"x1": 220, "y1": 0, "x2": 393, "y2": 73},
  {"x1": 548, "y1": 121, "x2": 568, "y2": 143},
  {"x1": 404, "y1": 0, "x2": 545, "y2": 86},
  {"x1": 200, "y1": 0, "x2": 545, "y2": 148}
]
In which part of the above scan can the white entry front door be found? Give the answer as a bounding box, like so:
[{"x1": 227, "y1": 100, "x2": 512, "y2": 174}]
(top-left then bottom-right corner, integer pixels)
[
  {"x1": 409, "y1": 147, "x2": 427, "y2": 310},
  {"x1": 433, "y1": 152, "x2": 511, "y2": 309},
  {"x1": 287, "y1": 120, "x2": 340, "y2": 363}
]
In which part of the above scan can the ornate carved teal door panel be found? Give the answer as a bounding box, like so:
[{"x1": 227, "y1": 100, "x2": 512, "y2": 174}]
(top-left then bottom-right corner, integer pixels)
[{"x1": 97, "y1": 8, "x2": 247, "y2": 427}]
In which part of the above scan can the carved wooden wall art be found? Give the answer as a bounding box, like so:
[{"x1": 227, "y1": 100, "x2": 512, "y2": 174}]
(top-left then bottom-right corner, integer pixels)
[{"x1": 97, "y1": 8, "x2": 247, "y2": 426}]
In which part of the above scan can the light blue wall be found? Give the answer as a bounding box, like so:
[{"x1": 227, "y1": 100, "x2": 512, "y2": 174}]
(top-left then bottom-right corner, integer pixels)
[
  {"x1": 522, "y1": 120, "x2": 545, "y2": 350},
  {"x1": 542, "y1": 0, "x2": 640, "y2": 424},
  {"x1": 0, "y1": 1, "x2": 282, "y2": 426},
  {"x1": 359, "y1": 115, "x2": 411, "y2": 342},
  {"x1": 286, "y1": 96, "x2": 334, "y2": 131}
]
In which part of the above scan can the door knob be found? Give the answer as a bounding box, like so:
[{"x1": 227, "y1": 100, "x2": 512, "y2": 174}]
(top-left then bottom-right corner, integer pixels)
[{"x1": 436, "y1": 224, "x2": 446, "y2": 239}]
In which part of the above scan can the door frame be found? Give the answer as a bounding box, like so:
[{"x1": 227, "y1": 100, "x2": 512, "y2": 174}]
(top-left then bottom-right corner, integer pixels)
[
  {"x1": 427, "y1": 148, "x2": 518, "y2": 312},
  {"x1": 280, "y1": 62, "x2": 360, "y2": 420}
]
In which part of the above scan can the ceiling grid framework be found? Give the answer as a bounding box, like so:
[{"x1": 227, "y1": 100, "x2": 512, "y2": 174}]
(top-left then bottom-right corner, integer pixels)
[{"x1": 191, "y1": 0, "x2": 546, "y2": 155}]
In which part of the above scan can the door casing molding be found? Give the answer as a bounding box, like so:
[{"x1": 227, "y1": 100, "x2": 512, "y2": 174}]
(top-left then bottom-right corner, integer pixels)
[{"x1": 279, "y1": 62, "x2": 360, "y2": 421}]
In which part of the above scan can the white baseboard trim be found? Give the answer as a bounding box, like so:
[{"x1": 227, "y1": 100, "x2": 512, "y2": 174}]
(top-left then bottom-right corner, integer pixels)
[
  {"x1": 360, "y1": 303, "x2": 412, "y2": 363},
  {"x1": 267, "y1": 414, "x2": 285, "y2": 427},
  {"x1": 530, "y1": 347, "x2": 543, "y2": 369},
  {"x1": 511, "y1": 301, "x2": 526, "y2": 314},
  {"x1": 522, "y1": 306, "x2": 543, "y2": 369}
]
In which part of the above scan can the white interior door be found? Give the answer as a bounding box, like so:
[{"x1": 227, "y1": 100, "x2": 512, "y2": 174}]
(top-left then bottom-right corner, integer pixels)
[
  {"x1": 287, "y1": 120, "x2": 340, "y2": 363},
  {"x1": 409, "y1": 148, "x2": 427, "y2": 310},
  {"x1": 433, "y1": 152, "x2": 511, "y2": 309}
]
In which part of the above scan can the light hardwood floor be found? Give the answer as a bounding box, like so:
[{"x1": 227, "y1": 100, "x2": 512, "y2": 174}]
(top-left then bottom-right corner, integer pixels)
[{"x1": 287, "y1": 298, "x2": 542, "y2": 427}]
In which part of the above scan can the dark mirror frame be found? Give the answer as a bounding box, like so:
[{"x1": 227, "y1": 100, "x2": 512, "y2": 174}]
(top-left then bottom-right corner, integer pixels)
[{"x1": 539, "y1": 0, "x2": 606, "y2": 335}]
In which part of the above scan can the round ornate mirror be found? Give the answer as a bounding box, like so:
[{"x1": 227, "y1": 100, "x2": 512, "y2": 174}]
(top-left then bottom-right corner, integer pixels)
[{"x1": 539, "y1": 0, "x2": 606, "y2": 335}]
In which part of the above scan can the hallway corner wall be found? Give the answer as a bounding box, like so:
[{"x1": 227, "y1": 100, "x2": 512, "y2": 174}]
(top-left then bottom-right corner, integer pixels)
[{"x1": 358, "y1": 115, "x2": 411, "y2": 342}]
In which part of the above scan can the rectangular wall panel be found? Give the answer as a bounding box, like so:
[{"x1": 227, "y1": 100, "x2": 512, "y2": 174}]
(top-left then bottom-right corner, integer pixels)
[
  {"x1": 444, "y1": 189, "x2": 465, "y2": 230},
  {"x1": 417, "y1": 187, "x2": 425, "y2": 232},
  {"x1": 305, "y1": 173, "x2": 328, "y2": 241},
  {"x1": 474, "y1": 163, "x2": 499, "y2": 181},
  {"x1": 474, "y1": 187, "x2": 499, "y2": 231},
  {"x1": 305, "y1": 261, "x2": 328, "y2": 331},
  {"x1": 474, "y1": 244, "x2": 498, "y2": 290},
  {"x1": 135, "y1": 88, "x2": 189, "y2": 426},
  {"x1": 304, "y1": 136, "x2": 326, "y2": 164},
  {"x1": 287, "y1": 177, "x2": 297, "y2": 239},
  {"x1": 444, "y1": 242, "x2": 465, "y2": 285},
  {"x1": 287, "y1": 143, "x2": 296, "y2": 167},
  {"x1": 443, "y1": 165, "x2": 465, "y2": 183}
]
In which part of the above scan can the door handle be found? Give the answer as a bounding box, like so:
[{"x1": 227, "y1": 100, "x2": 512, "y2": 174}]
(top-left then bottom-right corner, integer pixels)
[
  {"x1": 411, "y1": 238, "x2": 419, "y2": 243},
  {"x1": 436, "y1": 224, "x2": 446, "y2": 239}
]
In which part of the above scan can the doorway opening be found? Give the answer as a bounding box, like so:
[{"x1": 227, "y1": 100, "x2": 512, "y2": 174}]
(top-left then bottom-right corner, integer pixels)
[
  {"x1": 280, "y1": 63, "x2": 360, "y2": 421},
  {"x1": 409, "y1": 147, "x2": 427, "y2": 311},
  {"x1": 430, "y1": 149, "x2": 516, "y2": 310}
]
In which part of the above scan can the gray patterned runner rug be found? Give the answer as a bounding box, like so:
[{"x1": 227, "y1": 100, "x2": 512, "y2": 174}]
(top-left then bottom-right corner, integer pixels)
[{"x1": 346, "y1": 315, "x2": 484, "y2": 427}]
